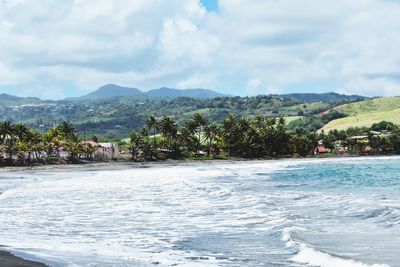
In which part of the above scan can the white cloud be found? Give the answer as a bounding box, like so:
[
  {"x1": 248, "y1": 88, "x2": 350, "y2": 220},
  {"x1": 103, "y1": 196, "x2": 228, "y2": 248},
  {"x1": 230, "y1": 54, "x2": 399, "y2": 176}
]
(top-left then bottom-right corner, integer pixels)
[{"x1": 1, "y1": 0, "x2": 400, "y2": 98}]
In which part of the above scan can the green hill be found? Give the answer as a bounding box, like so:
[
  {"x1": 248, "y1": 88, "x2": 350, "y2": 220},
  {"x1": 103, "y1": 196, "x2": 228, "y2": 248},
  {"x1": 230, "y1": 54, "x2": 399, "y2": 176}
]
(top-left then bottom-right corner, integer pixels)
[
  {"x1": 0, "y1": 94, "x2": 42, "y2": 105},
  {"x1": 322, "y1": 97, "x2": 400, "y2": 131},
  {"x1": 0, "y1": 91, "x2": 369, "y2": 138}
]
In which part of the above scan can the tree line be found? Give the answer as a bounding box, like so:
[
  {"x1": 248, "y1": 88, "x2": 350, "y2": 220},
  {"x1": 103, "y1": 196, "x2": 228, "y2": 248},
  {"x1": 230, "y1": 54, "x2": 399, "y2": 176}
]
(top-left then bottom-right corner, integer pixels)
[
  {"x1": 0, "y1": 121, "x2": 95, "y2": 165},
  {"x1": 129, "y1": 113, "x2": 320, "y2": 161},
  {"x1": 129, "y1": 114, "x2": 400, "y2": 161},
  {"x1": 3, "y1": 114, "x2": 400, "y2": 166}
]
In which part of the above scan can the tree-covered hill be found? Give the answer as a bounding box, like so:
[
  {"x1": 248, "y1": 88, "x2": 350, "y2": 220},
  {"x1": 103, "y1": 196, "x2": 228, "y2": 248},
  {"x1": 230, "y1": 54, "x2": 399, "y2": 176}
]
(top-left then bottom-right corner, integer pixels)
[
  {"x1": 0, "y1": 93, "x2": 366, "y2": 139},
  {"x1": 279, "y1": 92, "x2": 367, "y2": 103},
  {"x1": 0, "y1": 94, "x2": 43, "y2": 105}
]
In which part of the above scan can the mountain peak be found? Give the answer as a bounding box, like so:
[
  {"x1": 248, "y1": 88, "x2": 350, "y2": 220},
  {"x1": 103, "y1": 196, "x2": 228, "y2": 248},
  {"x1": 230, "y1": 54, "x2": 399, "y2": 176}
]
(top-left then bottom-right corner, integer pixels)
[{"x1": 81, "y1": 84, "x2": 142, "y2": 99}]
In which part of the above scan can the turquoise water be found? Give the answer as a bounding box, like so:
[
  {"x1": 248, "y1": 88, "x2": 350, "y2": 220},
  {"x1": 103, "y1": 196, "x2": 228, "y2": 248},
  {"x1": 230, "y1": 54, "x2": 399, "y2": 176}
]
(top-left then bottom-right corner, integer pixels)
[{"x1": 0, "y1": 157, "x2": 399, "y2": 266}]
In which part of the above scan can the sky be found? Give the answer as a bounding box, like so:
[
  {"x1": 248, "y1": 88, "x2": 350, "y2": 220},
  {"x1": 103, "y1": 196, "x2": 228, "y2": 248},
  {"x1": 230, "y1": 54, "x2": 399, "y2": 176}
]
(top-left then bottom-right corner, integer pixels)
[{"x1": 1, "y1": 0, "x2": 400, "y2": 99}]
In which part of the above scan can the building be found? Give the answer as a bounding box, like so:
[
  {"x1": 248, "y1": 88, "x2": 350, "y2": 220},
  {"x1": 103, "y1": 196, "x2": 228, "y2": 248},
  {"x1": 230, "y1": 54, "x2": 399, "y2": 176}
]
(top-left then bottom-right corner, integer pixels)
[
  {"x1": 80, "y1": 141, "x2": 120, "y2": 159},
  {"x1": 315, "y1": 146, "x2": 330, "y2": 154},
  {"x1": 98, "y1": 143, "x2": 119, "y2": 159}
]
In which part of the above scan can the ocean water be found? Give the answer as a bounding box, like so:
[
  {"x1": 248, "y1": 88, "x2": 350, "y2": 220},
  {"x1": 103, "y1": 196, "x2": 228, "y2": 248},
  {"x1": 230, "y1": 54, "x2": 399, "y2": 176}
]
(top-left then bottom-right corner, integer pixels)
[{"x1": 0, "y1": 157, "x2": 399, "y2": 267}]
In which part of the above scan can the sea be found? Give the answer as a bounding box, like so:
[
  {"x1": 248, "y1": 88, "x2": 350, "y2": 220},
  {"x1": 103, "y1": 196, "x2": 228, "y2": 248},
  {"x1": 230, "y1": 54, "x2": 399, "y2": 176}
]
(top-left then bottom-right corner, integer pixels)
[{"x1": 0, "y1": 157, "x2": 399, "y2": 267}]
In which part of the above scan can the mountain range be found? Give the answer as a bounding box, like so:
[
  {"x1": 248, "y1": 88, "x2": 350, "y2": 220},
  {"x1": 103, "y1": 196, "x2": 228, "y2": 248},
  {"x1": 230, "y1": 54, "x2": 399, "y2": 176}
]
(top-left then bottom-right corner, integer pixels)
[
  {"x1": 0, "y1": 84, "x2": 368, "y2": 104},
  {"x1": 79, "y1": 84, "x2": 227, "y2": 99}
]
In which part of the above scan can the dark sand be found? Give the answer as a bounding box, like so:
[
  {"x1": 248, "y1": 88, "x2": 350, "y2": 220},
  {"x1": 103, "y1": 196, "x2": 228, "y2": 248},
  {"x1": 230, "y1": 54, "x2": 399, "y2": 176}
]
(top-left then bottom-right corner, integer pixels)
[{"x1": 0, "y1": 251, "x2": 47, "y2": 267}]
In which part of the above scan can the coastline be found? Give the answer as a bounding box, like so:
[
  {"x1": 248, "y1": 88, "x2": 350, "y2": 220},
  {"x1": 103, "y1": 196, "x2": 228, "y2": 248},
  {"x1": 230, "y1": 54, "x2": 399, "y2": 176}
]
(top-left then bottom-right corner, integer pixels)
[
  {"x1": 0, "y1": 154, "x2": 397, "y2": 174},
  {"x1": 0, "y1": 250, "x2": 47, "y2": 267}
]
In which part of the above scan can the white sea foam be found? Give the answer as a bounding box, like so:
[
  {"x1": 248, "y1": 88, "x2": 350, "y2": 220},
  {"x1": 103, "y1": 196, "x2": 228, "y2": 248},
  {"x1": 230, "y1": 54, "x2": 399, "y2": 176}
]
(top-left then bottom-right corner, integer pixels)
[
  {"x1": 292, "y1": 244, "x2": 390, "y2": 267},
  {"x1": 1, "y1": 158, "x2": 399, "y2": 266},
  {"x1": 282, "y1": 228, "x2": 390, "y2": 267}
]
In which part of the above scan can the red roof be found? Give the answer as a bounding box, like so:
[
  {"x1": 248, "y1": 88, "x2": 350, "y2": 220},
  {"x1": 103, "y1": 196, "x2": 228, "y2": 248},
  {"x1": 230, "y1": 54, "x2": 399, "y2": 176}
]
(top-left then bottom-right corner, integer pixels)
[{"x1": 315, "y1": 146, "x2": 329, "y2": 153}]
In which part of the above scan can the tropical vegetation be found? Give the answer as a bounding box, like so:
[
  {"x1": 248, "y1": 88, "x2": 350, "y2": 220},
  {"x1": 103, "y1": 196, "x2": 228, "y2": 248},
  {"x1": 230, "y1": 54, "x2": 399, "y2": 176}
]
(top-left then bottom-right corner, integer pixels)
[
  {"x1": 0, "y1": 92, "x2": 367, "y2": 139},
  {"x1": 0, "y1": 121, "x2": 95, "y2": 165},
  {"x1": 2, "y1": 114, "x2": 400, "y2": 166}
]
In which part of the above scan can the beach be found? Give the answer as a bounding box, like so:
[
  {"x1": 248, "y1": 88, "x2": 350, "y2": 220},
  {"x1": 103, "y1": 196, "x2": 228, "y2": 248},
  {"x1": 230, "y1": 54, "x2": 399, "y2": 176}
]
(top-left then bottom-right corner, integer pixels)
[{"x1": 0, "y1": 250, "x2": 47, "y2": 267}]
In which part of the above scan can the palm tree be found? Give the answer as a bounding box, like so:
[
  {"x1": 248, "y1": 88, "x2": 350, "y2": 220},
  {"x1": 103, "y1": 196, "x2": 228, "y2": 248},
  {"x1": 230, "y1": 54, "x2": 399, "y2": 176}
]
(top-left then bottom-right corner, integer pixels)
[
  {"x1": 129, "y1": 130, "x2": 142, "y2": 161},
  {"x1": 43, "y1": 127, "x2": 63, "y2": 159},
  {"x1": 204, "y1": 123, "x2": 219, "y2": 157},
  {"x1": 0, "y1": 121, "x2": 14, "y2": 144},
  {"x1": 82, "y1": 143, "x2": 96, "y2": 160},
  {"x1": 15, "y1": 140, "x2": 28, "y2": 163},
  {"x1": 221, "y1": 114, "x2": 237, "y2": 155},
  {"x1": 64, "y1": 140, "x2": 83, "y2": 162},
  {"x1": 23, "y1": 129, "x2": 42, "y2": 161},
  {"x1": 14, "y1": 123, "x2": 28, "y2": 141},
  {"x1": 159, "y1": 117, "x2": 177, "y2": 150},
  {"x1": 180, "y1": 120, "x2": 197, "y2": 153},
  {"x1": 191, "y1": 113, "x2": 208, "y2": 153},
  {"x1": 57, "y1": 121, "x2": 77, "y2": 141},
  {"x1": 146, "y1": 116, "x2": 159, "y2": 144}
]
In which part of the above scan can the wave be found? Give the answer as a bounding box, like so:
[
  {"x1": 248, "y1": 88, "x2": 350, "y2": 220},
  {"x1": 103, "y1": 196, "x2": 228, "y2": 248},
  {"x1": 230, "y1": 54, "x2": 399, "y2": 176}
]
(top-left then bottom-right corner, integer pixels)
[
  {"x1": 351, "y1": 206, "x2": 400, "y2": 228},
  {"x1": 281, "y1": 228, "x2": 390, "y2": 267}
]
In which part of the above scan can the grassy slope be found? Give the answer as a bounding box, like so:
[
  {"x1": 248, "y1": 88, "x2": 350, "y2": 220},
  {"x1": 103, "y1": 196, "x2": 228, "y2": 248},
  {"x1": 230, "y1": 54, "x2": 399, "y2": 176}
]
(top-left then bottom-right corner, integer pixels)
[{"x1": 322, "y1": 97, "x2": 400, "y2": 131}]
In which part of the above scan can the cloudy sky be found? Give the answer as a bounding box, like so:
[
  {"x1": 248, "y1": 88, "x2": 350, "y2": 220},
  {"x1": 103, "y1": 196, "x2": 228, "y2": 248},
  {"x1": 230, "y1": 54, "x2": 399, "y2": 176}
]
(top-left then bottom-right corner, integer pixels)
[{"x1": 1, "y1": 0, "x2": 400, "y2": 99}]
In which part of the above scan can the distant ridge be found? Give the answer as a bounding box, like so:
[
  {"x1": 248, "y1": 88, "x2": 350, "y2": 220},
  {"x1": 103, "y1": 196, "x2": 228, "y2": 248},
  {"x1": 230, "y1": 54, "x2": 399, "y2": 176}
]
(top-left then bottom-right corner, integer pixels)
[
  {"x1": 0, "y1": 93, "x2": 42, "y2": 105},
  {"x1": 146, "y1": 87, "x2": 225, "y2": 98},
  {"x1": 79, "y1": 84, "x2": 227, "y2": 99},
  {"x1": 279, "y1": 92, "x2": 368, "y2": 103}
]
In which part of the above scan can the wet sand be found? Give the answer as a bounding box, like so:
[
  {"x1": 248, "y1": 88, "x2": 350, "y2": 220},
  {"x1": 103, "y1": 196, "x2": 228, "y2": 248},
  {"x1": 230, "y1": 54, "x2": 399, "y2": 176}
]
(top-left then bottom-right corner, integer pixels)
[{"x1": 0, "y1": 251, "x2": 47, "y2": 267}]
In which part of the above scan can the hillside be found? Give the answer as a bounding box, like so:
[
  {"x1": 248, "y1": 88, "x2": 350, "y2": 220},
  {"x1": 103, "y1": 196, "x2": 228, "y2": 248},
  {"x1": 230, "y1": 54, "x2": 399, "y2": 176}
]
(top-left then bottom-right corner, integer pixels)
[
  {"x1": 322, "y1": 97, "x2": 400, "y2": 131},
  {"x1": 80, "y1": 84, "x2": 226, "y2": 99},
  {"x1": 0, "y1": 95, "x2": 344, "y2": 138},
  {"x1": 279, "y1": 92, "x2": 367, "y2": 103},
  {"x1": 146, "y1": 87, "x2": 225, "y2": 98},
  {"x1": 0, "y1": 94, "x2": 42, "y2": 105},
  {"x1": 0, "y1": 91, "x2": 369, "y2": 138}
]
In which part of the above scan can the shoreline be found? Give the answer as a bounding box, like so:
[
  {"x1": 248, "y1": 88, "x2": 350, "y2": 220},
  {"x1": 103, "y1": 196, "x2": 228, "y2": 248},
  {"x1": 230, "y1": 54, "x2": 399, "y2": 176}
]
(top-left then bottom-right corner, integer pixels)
[
  {"x1": 0, "y1": 154, "x2": 398, "y2": 173},
  {"x1": 0, "y1": 250, "x2": 47, "y2": 267}
]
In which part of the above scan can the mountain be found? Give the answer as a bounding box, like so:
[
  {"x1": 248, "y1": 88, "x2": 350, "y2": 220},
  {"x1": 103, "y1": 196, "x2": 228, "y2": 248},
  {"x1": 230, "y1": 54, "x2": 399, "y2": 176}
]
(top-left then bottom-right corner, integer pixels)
[
  {"x1": 279, "y1": 92, "x2": 368, "y2": 103},
  {"x1": 80, "y1": 84, "x2": 142, "y2": 99},
  {"x1": 0, "y1": 93, "x2": 42, "y2": 105},
  {"x1": 79, "y1": 84, "x2": 226, "y2": 99}
]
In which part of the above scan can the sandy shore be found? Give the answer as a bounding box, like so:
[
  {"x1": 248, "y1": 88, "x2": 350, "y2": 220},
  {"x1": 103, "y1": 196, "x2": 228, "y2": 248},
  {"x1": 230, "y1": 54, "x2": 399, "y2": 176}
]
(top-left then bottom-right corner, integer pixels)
[
  {"x1": 0, "y1": 155, "x2": 390, "y2": 174},
  {"x1": 0, "y1": 159, "x2": 249, "y2": 173},
  {"x1": 0, "y1": 251, "x2": 47, "y2": 267}
]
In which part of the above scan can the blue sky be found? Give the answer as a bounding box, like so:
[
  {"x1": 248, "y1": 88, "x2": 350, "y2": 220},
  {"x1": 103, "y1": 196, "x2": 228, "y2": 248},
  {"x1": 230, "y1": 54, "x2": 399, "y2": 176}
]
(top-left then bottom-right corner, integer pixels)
[
  {"x1": 1, "y1": 0, "x2": 400, "y2": 99},
  {"x1": 200, "y1": 0, "x2": 218, "y2": 12}
]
